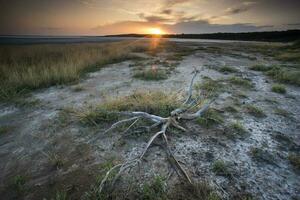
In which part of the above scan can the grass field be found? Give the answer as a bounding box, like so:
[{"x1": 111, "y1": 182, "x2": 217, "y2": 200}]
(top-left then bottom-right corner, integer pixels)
[{"x1": 0, "y1": 41, "x2": 150, "y2": 101}]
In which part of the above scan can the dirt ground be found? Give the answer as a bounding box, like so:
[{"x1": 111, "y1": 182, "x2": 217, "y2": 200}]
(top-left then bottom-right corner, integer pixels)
[{"x1": 0, "y1": 40, "x2": 299, "y2": 200}]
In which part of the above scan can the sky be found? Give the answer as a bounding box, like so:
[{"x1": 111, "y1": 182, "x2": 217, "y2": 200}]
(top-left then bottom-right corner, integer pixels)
[{"x1": 0, "y1": 0, "x2": 299, "y2": 35}]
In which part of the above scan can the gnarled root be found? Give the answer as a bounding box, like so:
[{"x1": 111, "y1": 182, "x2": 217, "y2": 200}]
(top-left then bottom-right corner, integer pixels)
[{"x1": 96, "y1": 68, "x2": 215, "y2": 194}]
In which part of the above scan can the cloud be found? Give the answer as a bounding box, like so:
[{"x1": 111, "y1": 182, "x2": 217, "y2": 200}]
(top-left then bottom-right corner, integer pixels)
[
  {"x1": 160, "y1": 9, "x2": 173, "y2": 15},
  {"x1": 164, "y1": 0, "x2": 192, "y2": 7},
  {"x1": 165, "y1": 20, "x2": 264, "y2": 33},
  {"x1": 138, "y1": 13, "x2": 172, "y2": 23},
  {"x1": 92, "y1": 19, "x2": 269, "y2": 35},
  {"x1": 225, "y1": 6, "x2": 250, "y2": 15}
]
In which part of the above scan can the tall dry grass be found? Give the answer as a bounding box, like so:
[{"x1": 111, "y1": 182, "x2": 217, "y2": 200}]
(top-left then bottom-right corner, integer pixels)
[{"x1": 0, "y1": 41, "x2": 149, "y2": 100}]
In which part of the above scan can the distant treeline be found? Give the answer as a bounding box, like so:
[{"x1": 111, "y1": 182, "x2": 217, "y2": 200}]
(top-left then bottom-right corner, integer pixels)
[{"x1": 105, "y1": 30, "x2": 300, "y2": 42}]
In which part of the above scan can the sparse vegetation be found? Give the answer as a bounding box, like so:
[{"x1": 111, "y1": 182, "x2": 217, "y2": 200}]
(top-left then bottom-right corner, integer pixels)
[
  {"x1": 229, "y1": 76, "x2": 253, "y2": 88},
  {"x1": 196, "y1": 108, "x2": 224, "y2": 128},
  {"x1": 48, "y1": 153, "x2": 64, "y2": 170},
  {"x1": 244, "y1": 104, "x2": 266, "y2": 118},
  {"x1": 133, "y1": 68, "x2": 168, "y2": 81},
  {"x1": 250, "y1": 147, "x2": 275, "y2": 164},
  {"x1": 276, "y1": 52, "x2": 300, "y2": 63},
  {"x1": 141, "y1": 175, "x2": 167, "y2": 200},
  {"x1": 169, "y1": 182, "x2": 220, "y2": 200},
  {"x1": 194, "y1": 78, "x2": 223, "y2": 97},
  {"x1": 265, "y1": 66, "x2": 300, "y2": 86},
  {"x1": 0, "y1": 125, "x2": 13, "y2": 135},
  {"x1": 274, "y1": 108, "x2": 291, "y2": 118},
  {"x1": 288, "y1": 154, "x2": 300, "y2": 170},
  {"x1": 79, "y1": 91, "x2": 180, "y2": 125},
  {"x1": 249, "y1": 64, "x2": 270, "y2": 72},
  {"x1": 55, "y1": 191, "x2": 68, "y2": 200},
  {"x1": 211, "y1": 160, "x2": 230, "y2": 176},
  {"x1": 72, "y1": 85, "x2": 84, "y2": 92},
  {"x1": 219, "y1": 66, "x2": 238, "y2": 73},
  {"x1": 11, "y1": 175, "x2": 26, "y2": 194},
  {"x1": 224, "y1": 105, "x2": 238, "y2": 113},
  {"x1": 227, "y1": 121, "x2": 247, "y2": 138},
  {"x1": 271, "y1": 84, "x2": 286, "y2": 94}
]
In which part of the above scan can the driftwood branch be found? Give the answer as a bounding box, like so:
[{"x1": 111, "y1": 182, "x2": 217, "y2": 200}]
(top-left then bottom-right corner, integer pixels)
[{"x1": 96, "y1": 69, "x2": 215, "y2": 194}]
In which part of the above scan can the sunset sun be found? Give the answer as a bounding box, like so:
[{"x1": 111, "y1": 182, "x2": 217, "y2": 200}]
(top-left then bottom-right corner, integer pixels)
[{"x1": 148, "y1": 28, "x2": 165, "y2": 35}]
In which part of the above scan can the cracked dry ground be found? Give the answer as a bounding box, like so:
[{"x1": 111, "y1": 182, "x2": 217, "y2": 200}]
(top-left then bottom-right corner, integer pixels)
[{"x1": 0, "y1": 40, "x2": 299, "y2": 200}]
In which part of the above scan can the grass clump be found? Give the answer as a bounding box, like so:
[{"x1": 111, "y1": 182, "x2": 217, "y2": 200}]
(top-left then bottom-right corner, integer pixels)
[
  {"x1": 169, "y1": 182, "x2": 220, "y2": 200},
  {"x1": 80, "y1": 108, "x2": 120, "y2": 126},
  {"x1": 271, "y1": 84, "x2": 286, "y2": 94},
  {"x1": 244, "y1": 104, "x2": 266, "y2": 118},
  {"x1": 276, "y1": 52, "x2": 300, "y2": 63},
  {"x1": 227, "y1": 121, "x2": 247, "y2": 138},
  {"x1": 250, "y1": 147, "x2": 275, "y2": 164},
  {"x1": 48, "y1": 153, "x2": 64, "y2": 170},
  {"x1": 55, "y1": 191, "x2": 68, "y2": 200},
  {"x1": 265, "y1": 66, "x2": 300, "y2": 86},
  {"x1": 11, "y1": 175, "x2": 26, "y2": 194},
  {"x1": 249, "y1": 64, "x2": 270, "y2": 72},
  {"x1": 133, "y1": 68, "x2": 168, "y2": 81},
  {"x1": 196, "y1": 108, "x2": 224, "y2": 128},
  {"x1": 141, "y1": 175, "x2": 167, "y2": 200},
  {"x1": 0, "y1": 41, "x2": 147, "y2": 101},
  {"x1": 72, "y1": 85, "x2": 84, "y2": 92},
  {"x1": 219, "y1": 66, "x2": 238, "y2": 73},
  {"x1": 224, "y1": 105, "x2": 238, "y2": 113},
  {"x1": 194, "y1": 78, "x2": 223, "y2": 97},
  {"x1": 80, "y1": 91, "x2": 180, "y2": 125},
  {"x1": 229, "y1": 76, "x2": 253, "y2": 88},
  {"x1": 0, "y1": 125, "x2": 13, "y2": 135},
  {"x1": 273, "y1": 108, "x2": 291, "y2": 118},
  {"x1": 288, "y1": 154, "x2": 300, "y2": 170},
  {"x1": 211, "y1": 160, "x2": 230, "y2": 176}
]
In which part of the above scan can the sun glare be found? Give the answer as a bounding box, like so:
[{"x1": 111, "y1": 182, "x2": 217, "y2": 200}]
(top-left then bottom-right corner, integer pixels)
[{"x1": 148, "y1": 28, "x2": 165, "y2": 35}]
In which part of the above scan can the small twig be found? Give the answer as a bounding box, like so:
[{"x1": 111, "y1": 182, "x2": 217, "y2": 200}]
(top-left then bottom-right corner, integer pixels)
[{"x1": 122, "y1": 117, "x2": 140, "y2": 134}]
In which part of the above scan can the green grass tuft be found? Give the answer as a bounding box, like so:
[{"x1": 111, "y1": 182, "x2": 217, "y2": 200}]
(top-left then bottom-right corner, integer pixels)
[
  {"x1": 244, "y1": 104, "x2": 266, "y2": 118},
  {"x1": 141, "y1": 175, "x2": 167, "y2": 200},
  {"x1": 224, "y1": 105, "x2": 238, "y2": 113},
  {"x1": 250, "y1": 147, "x2": 275, "y2": 164},
  {"x1": 265, "y1": 66, "x2": 300, "y2": 86},
  {"x1": 55, "y1": 190, "x2": 68, "y2": 200},
  {"x1": 0, "y1": 125, "x2": 14, "y2": 135},
  {"x1": 196, "y1": 108, "x2": 224, "y2": 128},
  {"x1": 219, "y1": 66, "x2": 238, "y2": 73},
  {"x1": 48, "y1": 153, "x2": 64, "y2": 170},
  {"x1": 194, "y1": 78, "x2": 223, "y2": 97},
  {"x1": 211, "y1": 160, "x2": 230, "y2": 176},
  {"x1": 249, "y1": 64, "x2": 270, "y2": 72},
  {"x1": 169, "y1": 182, "x2": 220, "y2": 200},
  {"x1": 227, "y1": 121, "x2": 247, "y2": 138},
  {"x1": 271, "y1": 84, "x2": 286, "y2": 94},
  {"x1": 133, "y1": 68, "x2": 168, "y2": 81},
  {"x1": 273, "y1": 108, "x2": 291, "y2": 118},
  {"x1": 288, "y1": 154, "x2": 300, "y2": 170},
  {"x1": 276, "y1": 52, "x2": 300, "y2": 62},
  {"x1": 229, "y1": 77, "x2": 253, "y2": 88},
  {"x1": 11, "y1": 175, "x2": 26, "y2": 194}
]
